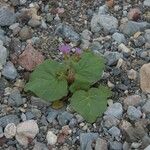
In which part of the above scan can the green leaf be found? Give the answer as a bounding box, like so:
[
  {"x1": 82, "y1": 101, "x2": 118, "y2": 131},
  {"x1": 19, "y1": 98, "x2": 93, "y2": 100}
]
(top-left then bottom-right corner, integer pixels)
[
  {"x1": 70, "y1": 52, "x2": 105, "y2": 92},
  {"x1": 70, "y1": 86, "x2": 112, "y2": 123},
  {"x1": 24, "y1": 60, "x2": 68, "y2": 102}
]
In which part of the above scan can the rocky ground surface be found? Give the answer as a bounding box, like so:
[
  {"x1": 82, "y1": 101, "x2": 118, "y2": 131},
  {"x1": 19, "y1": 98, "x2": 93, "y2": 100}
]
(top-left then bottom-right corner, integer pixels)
[{"x1": 0, "y1": 0, "x2": 150, "y2": 150}]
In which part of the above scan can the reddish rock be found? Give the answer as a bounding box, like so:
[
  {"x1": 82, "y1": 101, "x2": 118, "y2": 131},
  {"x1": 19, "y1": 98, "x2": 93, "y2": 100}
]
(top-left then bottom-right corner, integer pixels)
[
  {"x1": 18, "y1": 44, "x2": 44, "y2": 71},
  {"x1": 128, "y1": 8, "x2": 141, "y2": 21},
  {"x1": 105, "y1": 0, "x2": 114, "y2": 8}
]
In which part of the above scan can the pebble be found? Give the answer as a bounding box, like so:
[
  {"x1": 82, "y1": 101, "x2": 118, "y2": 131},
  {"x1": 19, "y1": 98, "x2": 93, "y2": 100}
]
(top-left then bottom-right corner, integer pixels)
[
  {"x1": 46, "y1": 13, "x2": 53, "y2": 23},
  {"x1": 28, "y1": 18, "x2": 41, "y2": 27},
  {"x1": 112, "y1": 32, "x2": 126, "y2": 44},
  {"x1": 90, "y1": 41, "x2": 103, "y2": 53},
  {"x1": 134, "y1": 36, "x2": 146, "y2": 47},
  {"x1": 144, "y1": 0, "x2": 150, "y2": 7},
  {"x1": 109, "y1": 141, "x2": 123, "y2": 150},
  {"x1": 144, "y1": 29, "x2": 150, "y2": 43},
  {"x1": 16, "y1": 120, "x2": 39, "y2": 146},
  {"x1": 108, "y1": 126, "x2": 121, "y2": 139},
  {"x1": 8, "y1": 89, "x2": 24, "y2": 106},
  {"x1": 128, "y1": 8, "x2": 141, "y2": 21},
  {"x1": 2, "y1": 61, "x2": 17, "y2": 80},
  {"x1": 0, "y1": 5, "x2": 16, "y2": 26},
  {"x1": 46, "y1": 131, "x2": 57, "y2": 145},
  {"x1": 80, "y1": 133, "x2": 98, "y2": 150},
  {"x1": 33, "y1": 141, "x2": 48, "y2": 150},
  {"x1": 4, "y1": 123, "x2": 16, "y2": 139},
  {"x1": 104, "y1": 103, "x2": 123, "y2": 119},
  {"x1": 0, "y1": 115, "x2": 20, "y2": 128},
  {"x1": 118, "y1": 43, "x2": 131, "y2": 54},
  {"x1": 95, "y1": 138, "x2": 108, "y2": 150},
  {"x1": 91, "y1": 14, "x2": 118, "y2": 33},
  {"x1": 127, "y1": 69, "x2": 137, "y2": 80},
  {"x1": 55, "y1": 24, "x2": 80, "y2": 46},
  {"x1": 19, "y1": 26, "x2": 32, "y2": 41},
  {"x1": 0, "y1": 126, "x2": 4, "y2": 138},
  {"x1": 124, "y1": 95, "x2": 142, "y2": 109},
  {"x1": 144, "y1": 145, "x2": 150, "y2": 150},
  {"x1": 127, "y1": 106, "x2": 142, "y2": 121},
  {"x1": 0, "y1": 45, "x2": 7, "y2": 66},
  {"x1": 120, "y1": 21, "x2": 150, "y2": 36},
  {"x1": 104, "y1": 52, "x2": 123, "y2": 66},
  {"x1": 46, "y1": 110, "x2": 59, "y2": 123},
  {"x1": 57, "y1": 111, "x2": 73, "y2": 126},
  {"x1": 142, "y1": 101, "x2": 150, "y2": 114},
  {"x1": 103, "y1": 115, "x2": 120, "y2": 128},
  {"x1": 140, "y1": 63, "x2": 150, "y2": 93}
]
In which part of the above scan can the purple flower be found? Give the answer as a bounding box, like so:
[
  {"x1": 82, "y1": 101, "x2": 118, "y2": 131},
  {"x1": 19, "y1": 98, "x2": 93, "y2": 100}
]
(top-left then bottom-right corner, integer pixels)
[
  {"x1": 58, "y1": 44, "x2": 72, "y2": 54},
  {"x1": 75, "y1": 48, "x2": 82, "y2": 54}
]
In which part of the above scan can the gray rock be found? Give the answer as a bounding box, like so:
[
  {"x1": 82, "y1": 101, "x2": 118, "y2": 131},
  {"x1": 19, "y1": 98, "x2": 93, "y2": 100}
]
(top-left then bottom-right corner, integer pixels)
[
  {"x1": 10, "y1": 0, "x2": 20, "y2": 6},
  {"x1": 24, "y1": 111, "x2": 35, "y2": 120},
  {"x1": 0, "y1": 78, "x2": 8, "y2": 95},
  {"x1": 8, "y1": 89, "x2": 23, "y2": 106},
  {"x1": 81, "y1": 29, "x2": 92, "y2": 41},
  {"x1": 145, "y1": 29, "x2": 150, "y2": 43},
  {"x1": 104, "y1": 52, "x2": 123, "y2": 66},
  {"x1": 33, "y1": 141, "x2": 48, "y2": 150},
  {"x1": 0, "y1": 115, "x2": 20, "y2": 127},
  {"x1": 80, "y1": 133, "x2": 98, "y2": 150},
  {"x1": 120, "y1": 21, "x2": 150, "y2": 36},
  {"x1": 2, "y1": 62, "x2": 17, "y2": 80},
  {"x1": 95, "y1": 138, "x2": 108, "y2": 150},
  {"x1": 144, "y1": 0, "x2": 150, "y2": 7},
  {"x1": 103, "y1": 115, "x2": 120, "y2": 129},
  {"x1": 98, "y1": 5, "x2": 108, "y2": 15},
  {"x1": 108, "y1": 126, "x2": 121, "y2": 139},
  {"x1": 0, "y1": 126, "x2": 3, "y2": 138},
  {"x1": 0, "y1": 45, "x2": 7, "y2": 65},
  {"x1": 109, "y1": 141, "x2": 123, "y2": 150},
  {"x1": 46, "y1": 13, "x2": 54, "y2": 23},
  {"x1": 112, "y1": 32, "x2": 126, "y2": 44},
  {"x1": 90, "y1": 41, "x2": 104, "y2": 53},
  {"x1": 47, "y1": 110, "x2": 59, "y2": 123},
  {"x1": 19, "y1": 26, "x2": 32, "y2": 41},
  {"x1": 55, "y1": 24, "x2": 80, "y2": 46},
  {"x1": 127, "y1": 106, "x2": 142, "y2": 121},
  {"x1": 57, "y1": 111, "x2": 73, "y2": 126},
  {"x1": 0, "y1": 5, "x2": 16, "y2": 26},
  {"x1": 28, "y1": 18, "x2": 41, "y2": 28},
  {"x1": 91, "y1": 14, "x2": 118, "y2": 33},
  {"x1": 104, "y1": 103, "x2": 123, "y2": 119},
  {"x1": 134, "y1": 36, "x2": 146, "y2": 47},
  {"x1": 142, "y1": 101, "x2": 150, "y2": 114},
  {"x1": 144, "y1": 145, "x2": 150, "y2": 150}
]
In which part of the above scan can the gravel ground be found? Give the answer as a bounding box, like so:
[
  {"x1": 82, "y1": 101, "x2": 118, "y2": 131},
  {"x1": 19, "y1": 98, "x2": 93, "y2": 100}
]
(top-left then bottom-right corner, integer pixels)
[{"x1": 0, "y1": 0, "x2": 150, "y2": 150}]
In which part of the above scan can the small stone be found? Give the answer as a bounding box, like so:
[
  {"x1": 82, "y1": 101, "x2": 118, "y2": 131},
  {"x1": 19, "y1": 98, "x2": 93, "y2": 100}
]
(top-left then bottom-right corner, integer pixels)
[
  {"x1": 145, "y1": 29, "x2": 150, "y2": 43},
  {"x1": 46, "y1": 110, "x2": 59, "y2": 123},
  {"x1": 127, "y1": 69, "x2": 137, "y2": 80},
  {"x1": 90, "y1": 41, "x2": 103, "y2": 53},
  {"x1": 144, "y1": 0, "x2": 150, "y2": 7},
  {"x1": 46, "y1": 13, "x2": 53, "y2": 23},
  {"x1": 144, "y1": 145, "x2": 150, "y2": 150},
  {"x1": 108, "y1": 126, "x2": 121, "y2": 139},
  {"x1": 123, "y1": 95, "x2": 142, "y2": 108},
  {"x1": 104, "y1": 103, "x2": 123, "y2": 119},
  {"x1": 46, "y1": 131, "x2": 57, "y2": 145},
  {"x1": 33, "y1": 141, "x2": 48, "y2": 150},
  {"x1": 109, "y1": 141, "x2": 123, "y2": 150},
  {"x1": 128, "y1": 8, "x2": 141, "y2": 21},
  {"x1": 131, "y1": 142, "x2": 141, "y2": 149},
  {"x1": 112, "y1": 32, "x2": 126, "y2": 44},
  {"x1": 80, "y1": 133, "x2": 98, "y2": 150},
  {"x1": 8, "y1": 89, "x2": 23, "y2": 106},
  {"x1": 127, "y1": 106, "x2": 142, "y2": 121},
  {"x1": 134, "y1": 36, "x2": 146, "y2": 47},
  {"x1": 10, "y1": 0, "x2": 20, "y2": 6},
  {"x1": 0, "y1": 115, "x2": 20, "y2": 128},
  {"x1": 0, "y1": 45, "x2": 7, "y2": 66},
  {"x1": 55, "y1": 24, "x2": 80, "y2": 46},
  {"x1": 140, "y1": 63, "x2": 150, "y2": 93},
  {"x1": 103, "y1": 115, "x2": 120, "y2": 128},
  {"x1": 2, "y1": 62, "x2": 17, "y2": 80},
  {"x1": 57, "y1": 111, "x2": 73, "y2": 126},
  {"x1": 28, "y1": 18, "x2": 41, "y2": 27},
  {"x1": 0, "y1": 126, "x2": 4, "y2": 138},
  {"x1": 95, "y1": 138, "x2": 108, "y2": 150},
  {"x1": 19, "y1": 26, "x2": 32, "y2": 41},
  {"x1": 0, "y1": 5, "x2": 16, "y2": 26},
  {"x1": 118, "y1": 43, "x2": 131, "y2": 54},
  {"x1": 120, "y1": 21, "x2": 149, "y2": 36},
  {"x1": 16, "y1": 120, "x2": 39, "y2": 146},
  {"x1": 104, "y1": 52, "x2": 123, "y2": 66},
  {"x1": 142, "y1": 101, "x2": 150, "y2": 114},
  {"x1": 4, "y1": 123, "x2": 16, "y2": 139},
  {"x1": 18, "y1": 44, "x2": 44, "y2": 71}
]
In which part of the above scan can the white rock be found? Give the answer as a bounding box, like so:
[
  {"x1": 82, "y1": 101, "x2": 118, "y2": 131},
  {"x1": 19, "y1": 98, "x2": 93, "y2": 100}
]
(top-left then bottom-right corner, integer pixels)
[
  {"x1": 4, "y1": 123, "x2": 16, "y2": 139},
  {"x1": 46, "y1": 131, "x2": 57, "y2": 145},
  {"x1": 144, "y1": 145, "x2": 150, "y2": 150},
  {"x1": 127, "y1": 69, "x2": 137, "y2": 80},
  {"x1": 16, "y1": 120, "x2": 39, "y2": 146},
  {"x1": 118, "y1": 43, "x2": 131, "y2": 54}
]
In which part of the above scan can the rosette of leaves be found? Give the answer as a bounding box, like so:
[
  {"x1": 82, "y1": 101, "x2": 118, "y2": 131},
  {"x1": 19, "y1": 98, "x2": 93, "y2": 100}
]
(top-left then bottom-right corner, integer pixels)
[{"x1": 25, "y1": 51, "x2": 112, "y2": 123}]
